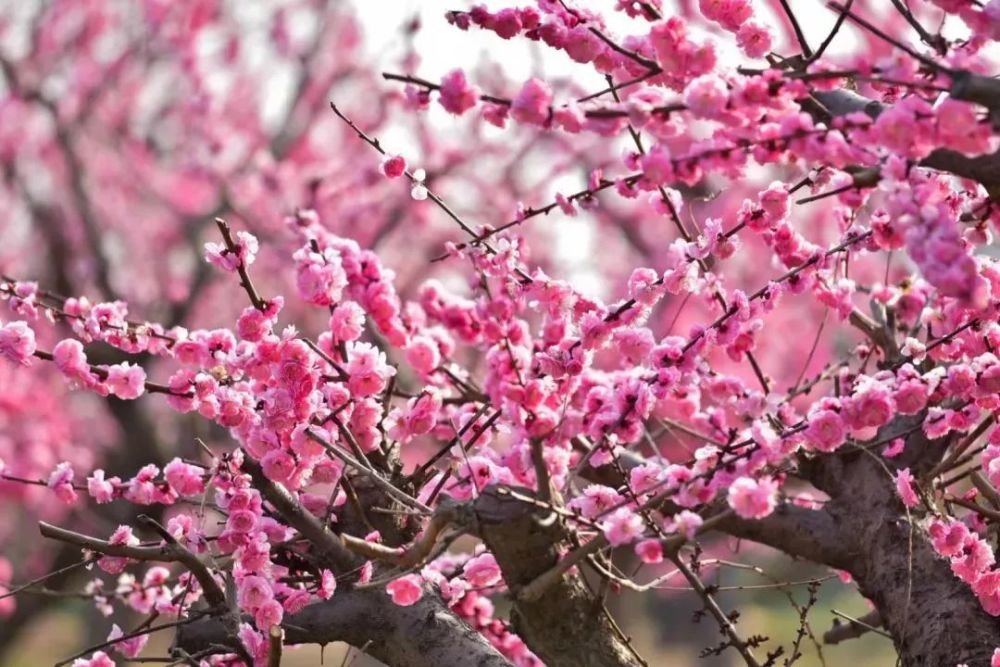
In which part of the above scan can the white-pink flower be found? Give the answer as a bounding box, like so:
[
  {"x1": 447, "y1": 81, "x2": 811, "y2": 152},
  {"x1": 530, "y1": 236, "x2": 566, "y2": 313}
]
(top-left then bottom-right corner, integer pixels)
[
  {"x1": 163, "y1": 458, "x2": 205, "y2": 497},
  {"x1": 238, "y1": 575, "x2": 273, "y2": 611},
  {"x1": 463, "y1": 553, "x2": 502, "y2": 587},
  {"x1": 47, "y1": 461, "x2": 78, "y2": 504},
  {"x1": 87, "y1": 470, "x2": 118, "y2": 504},
  {"x1": 386, "y1": 574, "x2": 423, "y2": 606},
  {"x1": 602, "y1": 507, "x2": 644, "y2": 546},
  {"x1": 104, "y1": 362, "x2": 146, "y2": 400},
  {"x1": 727, "y1": 476, "x2": 778, "y2": 520},
  {"x1": 0, "y1": 321, "x2": 36, "y2": 366},
  {"x1": 107, "y1": 623, "x2": 149, "y2": 658},
  {"x1": 204, "y1": 230, "x2": 259, "y2": 271}
]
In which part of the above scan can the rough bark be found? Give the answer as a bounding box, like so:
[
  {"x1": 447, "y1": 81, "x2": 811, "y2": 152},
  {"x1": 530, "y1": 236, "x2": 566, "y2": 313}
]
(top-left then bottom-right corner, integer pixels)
[
  {"x1": 177, "y1": 586, "x2": 513, "y2": 667},
  {"x1": 804, "y1": 429, "x2": 1000, "y2": 667},
  {"x1": 474, "y1": 486, "x2": 642, "y2": 667},
  {"x1": 587, "y1": 416, "x2": 1000, "y2": 665},
  {"x1": 716, "y1": 502, "x2": 852, "y2": 570}
]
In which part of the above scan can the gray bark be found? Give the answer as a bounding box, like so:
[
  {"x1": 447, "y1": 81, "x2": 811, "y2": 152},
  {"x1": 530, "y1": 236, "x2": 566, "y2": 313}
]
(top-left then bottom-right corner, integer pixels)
[{"x1": 176, "y1": 586, "x2": 513, "y2": 667}]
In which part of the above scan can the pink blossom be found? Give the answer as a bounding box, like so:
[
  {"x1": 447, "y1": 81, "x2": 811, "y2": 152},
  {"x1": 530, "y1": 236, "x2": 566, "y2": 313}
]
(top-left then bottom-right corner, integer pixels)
[
  {"x1": 758, "y1": 182, "x2": 790, "y2": 221},
  {"x1": 405, "y1": 336, "x2": 441, "y2": 375},
  {"x1": 294, "y1": 247, "x2": 349, "y2": 306},
  {"x1": 386, "y1": 574, "x2": 423, "y2": 606},
  {"x1": 728, "y1": 476, "x2": 778, "y2": 520},
  {"x1": 843, "y1": 382, "x2": 894, "y2": 430},
  {"x1": 98, "y1": 526, "x2": 139, "y2": 574},
  {"x1": 936, "y1": 99, "x2": 995, "y2": 156},
  {"x1": 953, "y1": 535, "x2": 995, "y2": 583},
  {"x1": 629, "y1": 463, "x2": 665, "y2": 494},
  {"x1": 883, "y1": 438, "x2": 905, "y2": 458},
  {"x1": 107, "y1": 623, "x2": 149, "y2": 658},
  {"x1": 639, "y1": 143, "x2": 674, "y2": 185},
  {"x1": 238, "y1": 575, "x2": 273, "y2": 610},
  {"x1": 627, "y1": 268, "x2": 666, "y2": 307},
  {"x1": 602, "y1": 507, "x2": 645, "y2": 546},
  {"x1": 71, "y1": 652, "x2": 115, "y2": 667},
  {"x1": 163, "y1": 458, "x2": 205, "y2": 497},
  {"x1": 736, "y1": 21, "x2": 772, "y2": 58},
  {"x1": 47, "y1": 462, "x2": 78, "y2": 505},
  {"x1": 254, "y1": 598, "x2": 284, "y2": 630},
  {"x1": 683, "y1": 75, "x2": 728, "y2": 119},
  {"x1": 635, "y1": 538, "x2": 663, "y2": 564},
  {"x1": 570, "y1": 485, "x2": 625, "y2": 518},
  {"x1": 387, "y1": 391, "x2": 442, "y2": 442},
  {"x1": 284, "y1": 588, "x2": 311, "y2": 613},
  {"x1": 124, "y1": 464, "x2": 162, "y2": 505},
  {"x1": 669, "y1": 510, "x2": 704, "y2": 540},
  {"x1": 329, "y1": 302, "x2": 365, "y2": 342},
  {"x1": 510, "y1": 78, "x2": 552, "y2": 126},
  {"x1": 463, "y1": 553, "x2": 502, "y2": 587},
  {"x1": 53, "y1": 338, "x2": 90, "y2": 378},
  {"x1": 87, "y1": 470, "x2": 118, "y2": 504},
  {"x1": 228, "y1": 509, "x2": 259, "y2": 534},
  {"x1": 699, "y1": 0, "x2": 752, "y2": 30},
  {"x1": 204, "y1": 230, "x2": 259, "y2": 271},
  {"x1": 894, "y1": 468, "x2": 919, "y2": 508},
  {"x1": 929, "y1": 519, "x2": 968, "y2": 557},
  {"x1": 261, "y1": 449, "x2": 296, "y2": 483},
  {"x1": 438, "y1": 69, "x2": 478, "y2": 115},
  {"x1": 805, "y1": 409, "x2": 846, "y2": 452},
  {"x1": 975, "y1": 572, "x2": 1000, "y2": 616},
  {"x1": 894, "y1": 378, "x2": 929, "y2": 415},
  {"x1": 380, "y1": 154, "x2": 407, "y2": 179},
  {"x1": 105, "y1": 362, "x2": 147, "y2": 400},
  {"x1": 236, "y1": 302, "x2": 282, "y2": 342},
  {"x1": 319, "y1": 569, "x2": 337, "y2": 599},
  {"x1": 346, "y1": 342, "x2": 396, "y2": 397},
  {"x1": 555, "y1": 193, "x2": 576, "y2": 216},
  {"x1": 491, "y1": 8, "x2": 523, "y2": 38},
  {"x1": 0, "y1": 321, "x2": 36, "y2": 366}
]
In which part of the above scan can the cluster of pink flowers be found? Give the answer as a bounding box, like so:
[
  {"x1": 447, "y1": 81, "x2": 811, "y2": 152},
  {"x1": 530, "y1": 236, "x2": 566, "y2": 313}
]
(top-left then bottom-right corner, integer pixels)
[
  {"x1": 0, "y1": 321, "x2": 35, "y2": 365},
  {"x1": 932, "y1": 0, "x2": 1000, "y2": 41},
  {"x1": 5, "y1": 0, "x2": 1000, "y2": 664},
  {"x1": 929, "y1": 517, "x2": 1000, "y2": 615},
  {"x1": 697, "y1": 0, "x2": 772, "y2": 58},
  {"x1": 205, "y1": 230, "x2": 260, "y2": 273}
]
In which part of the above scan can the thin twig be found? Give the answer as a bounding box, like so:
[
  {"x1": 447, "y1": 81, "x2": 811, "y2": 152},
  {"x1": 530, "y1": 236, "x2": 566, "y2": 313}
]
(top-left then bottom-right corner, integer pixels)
[{"x1": 214, "y1": 218, "x2": 266, "y2": 311}]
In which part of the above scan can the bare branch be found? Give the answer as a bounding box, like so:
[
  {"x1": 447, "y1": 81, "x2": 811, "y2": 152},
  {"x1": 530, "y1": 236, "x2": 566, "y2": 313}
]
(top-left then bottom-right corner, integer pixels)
[
  {"x1": 38, "y1": 521, "x2": 225, "y2": 608},
  {"x1": 822, "y1": 610, "x2": 885, "y2": 645}
]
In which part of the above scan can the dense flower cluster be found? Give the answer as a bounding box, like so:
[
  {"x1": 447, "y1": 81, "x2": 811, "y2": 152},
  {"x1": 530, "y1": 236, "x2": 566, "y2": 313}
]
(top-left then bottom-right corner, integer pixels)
[{"x1": 2, "y1": 0, "x2": 1000, "y2": 666}]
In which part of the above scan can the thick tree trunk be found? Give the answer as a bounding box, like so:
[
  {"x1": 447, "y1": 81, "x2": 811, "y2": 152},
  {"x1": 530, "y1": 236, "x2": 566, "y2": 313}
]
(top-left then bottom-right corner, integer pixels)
[
  {"x1": 475, "y1": 486, "x2": 643, "y2": 667},
  {"x1": 604, "y1": 417, "x2": 1000, "y2": 665},
  {"x1": 806, "y1": 441, "x2": 1000, "y2": 666}
]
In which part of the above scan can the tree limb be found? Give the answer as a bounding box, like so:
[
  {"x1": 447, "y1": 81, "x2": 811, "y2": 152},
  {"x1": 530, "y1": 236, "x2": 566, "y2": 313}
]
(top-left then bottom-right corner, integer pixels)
[{"x1": 176, "y1": 586, "x2": 513, "y2": 667}]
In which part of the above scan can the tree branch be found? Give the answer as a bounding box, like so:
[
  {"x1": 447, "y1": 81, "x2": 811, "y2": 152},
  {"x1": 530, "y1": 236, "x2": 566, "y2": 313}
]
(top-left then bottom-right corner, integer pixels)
[
  {"x1": 176, "y1": 586, "x2": 513, "y2": 667},
  {"x1": 38, "y1": 521, "x2": 225, "y2": 608},
  {"x1": 812, "y1": 88, "x2": 1000, "y2": 194},
  {"x1": 822, "y1": 610, "x2": 884, "y2": 645}
]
